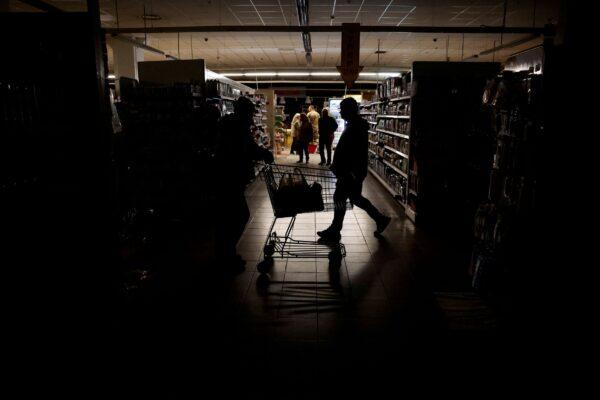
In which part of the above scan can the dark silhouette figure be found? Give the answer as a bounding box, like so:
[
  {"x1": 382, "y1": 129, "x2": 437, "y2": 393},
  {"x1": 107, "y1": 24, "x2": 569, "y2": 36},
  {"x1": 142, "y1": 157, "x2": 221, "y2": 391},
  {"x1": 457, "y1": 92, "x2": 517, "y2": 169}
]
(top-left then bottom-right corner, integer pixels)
[
  {"x1": 318, "y1": 108, "x2": 338, "y2": 166},
  {"x1": 317, "y1": 98, "x2": 391, "y2": 241},
  {"x1": 215, "y1": 97, "x2": 274, "y2": 271},
  {"x1": 296, "y1": 113, "x2": 313, "y2": 164}
]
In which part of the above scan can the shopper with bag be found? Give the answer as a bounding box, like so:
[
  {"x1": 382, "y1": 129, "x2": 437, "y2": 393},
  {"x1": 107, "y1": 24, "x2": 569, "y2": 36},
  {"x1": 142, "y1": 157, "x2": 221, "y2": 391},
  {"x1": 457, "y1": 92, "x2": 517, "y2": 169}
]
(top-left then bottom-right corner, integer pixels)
[
  {"x1": 318, "y1": 108, "x2": 338, "y2": 166},
  {"x1": 297, "y1": 113, "x2": 313, "y2": 164},
  {"x1": 317, "y1": 97, "x2": 391, "y2": 241},
  {"x1": 215, "y1": 97, "x2": 274, "y2": 272},
  {"x1": 290, "y1": 113, "x2": 301, "y2": 155}
]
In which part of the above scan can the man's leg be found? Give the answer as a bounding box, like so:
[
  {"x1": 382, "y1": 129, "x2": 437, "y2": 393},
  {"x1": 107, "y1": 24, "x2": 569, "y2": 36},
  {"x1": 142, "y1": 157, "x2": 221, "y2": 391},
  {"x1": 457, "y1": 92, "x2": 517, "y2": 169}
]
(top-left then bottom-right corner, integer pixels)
[
  {"x1": 319, "y1": 140, "x2": 326, "y2": 164},
  {"x1": 298, "y1": 140, "x2": 304, "y2": 162},
  {"x1": 303, "y1": 143, "x2": 310, "y2": 162},
  {"x1": 216, "y1": 189, "x2": 249, "y2": 271},
  {"x1": 348, "y1": 180, "x2": 391, "y2": 233},
  {"x1": 326, "y1": 136, "x2": 333, "y2": 165},
  {"x1": 318, "y1": 180, "x2": 350, "y2": 240}
]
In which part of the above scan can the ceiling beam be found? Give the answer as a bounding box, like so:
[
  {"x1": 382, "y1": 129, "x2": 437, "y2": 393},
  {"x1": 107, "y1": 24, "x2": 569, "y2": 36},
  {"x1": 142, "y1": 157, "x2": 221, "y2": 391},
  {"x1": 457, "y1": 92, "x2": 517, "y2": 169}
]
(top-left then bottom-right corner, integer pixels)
[
  {"x1": 105, "y1": 25, "x2": 551, "y2": 35},
  {"x1": 464, "y1": 33, "x2": 542, "y2": 60}
]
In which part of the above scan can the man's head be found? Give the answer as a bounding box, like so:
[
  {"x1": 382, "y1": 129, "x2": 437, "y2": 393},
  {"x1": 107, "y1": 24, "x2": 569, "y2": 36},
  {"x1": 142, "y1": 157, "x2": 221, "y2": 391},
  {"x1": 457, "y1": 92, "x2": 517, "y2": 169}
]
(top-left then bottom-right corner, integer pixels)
[
  {"x1": 234, "y1": 96, "x2": 255, "y2": 123},
  {"x1": 322, "y1": 108, "x2": 329, "y2": 118},
  {"x1": 308, "y1": 105, "x2": 316, "y2": 112},
  {"x1": 340, "y1": 97, "x2": 359, "y2": 121}
]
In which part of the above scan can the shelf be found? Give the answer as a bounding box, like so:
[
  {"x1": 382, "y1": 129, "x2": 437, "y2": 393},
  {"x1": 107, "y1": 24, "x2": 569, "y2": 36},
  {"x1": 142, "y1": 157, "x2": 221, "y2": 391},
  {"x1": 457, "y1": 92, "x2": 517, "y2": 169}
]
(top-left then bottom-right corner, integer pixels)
[
  {"x1": 360, "y1": 112, "x2": 377, "y2": 115},
  {"x1": 368, "y1": 121, "x2": 377, "y2": 125},
  {"x1": 376, "y1": 128, "x2": 409, "y2": 139},
  {"x1": 210, "y1": 95, "x2": 236, "y2": 101},
  {"x1": 368, "y1": 140, "x2": 379, "y2": 145},
  {"x1": 382, "y1": 159, "x2": 408, "y2": 178},
  {"x1": 368, "y1": 130, "x2": 378, "y2": 135},
  {"x1": 377, "y1": 114, "x2": 410, "y2": 119},
  {"x1": 368, "y1": 167, "x2": 406, "y2": 208},
  {"x1": 389, "y1": 96, "x2": 411, "y2": 102},
  {"x1": 384, "y1": 145, "x2": 409, "y2": 159},
  {"x1": 368, "y1": 148, "x2": 377, "y2": 155},
  {"x1": 405, "y1": 206, "x2": 416, "y2": 222}
]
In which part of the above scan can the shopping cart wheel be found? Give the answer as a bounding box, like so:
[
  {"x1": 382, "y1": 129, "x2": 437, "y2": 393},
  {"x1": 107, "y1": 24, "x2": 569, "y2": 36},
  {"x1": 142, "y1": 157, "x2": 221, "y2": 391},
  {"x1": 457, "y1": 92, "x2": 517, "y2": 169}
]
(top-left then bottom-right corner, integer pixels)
[
  {"x1": 328, "y1": 249, "x2": 343, "y2": 269},
  {"x1": 263, "y1": 242, "x2": 275, "y2": 258},
  {"x1": 257, "y1": 258, "x2": 273, "y2": 274}
]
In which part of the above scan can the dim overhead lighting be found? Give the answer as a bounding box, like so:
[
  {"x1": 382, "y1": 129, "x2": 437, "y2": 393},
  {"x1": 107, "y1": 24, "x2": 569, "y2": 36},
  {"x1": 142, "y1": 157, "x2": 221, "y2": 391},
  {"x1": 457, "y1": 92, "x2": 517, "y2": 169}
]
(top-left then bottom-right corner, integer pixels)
[
  {"x1": 244, "y1": 72, "x2": 277, "y2": 77},
  {"x1": 108, "y1": 74, "x2": 116, "y2": 80},
  {"x1": 310, "y1": 72, "x2": 340, "y2": 76},
  {"x1": 278, "y1": 72, "x2": 310, "y2": 76}
]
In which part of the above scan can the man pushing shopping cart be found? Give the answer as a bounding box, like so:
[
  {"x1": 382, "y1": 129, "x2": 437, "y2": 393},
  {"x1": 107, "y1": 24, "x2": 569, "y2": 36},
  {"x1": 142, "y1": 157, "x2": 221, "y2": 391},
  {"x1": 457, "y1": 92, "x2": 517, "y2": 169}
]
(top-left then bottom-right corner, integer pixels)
[
  {"x1": 257, "y1": 97, "x2": 391, "y2": 272},
  {"x1": 317, "y1": 97, "x2": 391, "y2": 242}
]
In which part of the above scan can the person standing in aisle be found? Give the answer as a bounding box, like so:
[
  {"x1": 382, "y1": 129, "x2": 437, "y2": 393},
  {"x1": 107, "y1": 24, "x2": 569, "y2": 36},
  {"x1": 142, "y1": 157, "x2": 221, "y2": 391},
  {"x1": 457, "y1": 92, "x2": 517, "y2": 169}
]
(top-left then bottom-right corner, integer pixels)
[
  {"x1": 307, "y1": 105, "x2": 320, "y2": 144},
  {"x1": 215, "y1": 97, "x2": 274, "y2": 272},
  {"x1": 290, "y1": 113, "x2": 301, "y2": 155},
  {"x1": 297, "y1": 113, "x2": 313, "y2": 164},
  {"x1": 317, "y1": 97, "x2": 391, "y2": 241},
  {"x1": 318, "y1": 108, "x2": 338, "y2": 166}
]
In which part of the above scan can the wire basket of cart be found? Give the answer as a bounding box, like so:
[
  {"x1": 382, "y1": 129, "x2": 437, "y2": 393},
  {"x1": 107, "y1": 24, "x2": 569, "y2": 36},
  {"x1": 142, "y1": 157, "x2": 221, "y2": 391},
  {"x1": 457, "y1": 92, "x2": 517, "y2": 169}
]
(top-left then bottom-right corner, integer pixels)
[{"x1": 257, "y1": 163, "x2": 352, "y2": 272}]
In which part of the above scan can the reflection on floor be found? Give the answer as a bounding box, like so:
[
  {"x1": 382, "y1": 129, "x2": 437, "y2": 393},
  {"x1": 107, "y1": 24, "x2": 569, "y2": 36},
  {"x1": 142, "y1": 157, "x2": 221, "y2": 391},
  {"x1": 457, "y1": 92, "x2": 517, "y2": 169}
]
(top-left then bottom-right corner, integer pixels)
[{"x1": 110, "y1": 159, "x2": 502, "y2": 397}]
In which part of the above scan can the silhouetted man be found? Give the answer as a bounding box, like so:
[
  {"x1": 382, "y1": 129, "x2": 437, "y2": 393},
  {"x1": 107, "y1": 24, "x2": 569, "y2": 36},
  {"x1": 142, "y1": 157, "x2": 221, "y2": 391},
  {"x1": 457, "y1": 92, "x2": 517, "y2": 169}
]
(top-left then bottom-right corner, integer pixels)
[
  {"x1": 318, "y1": 108, "x2": 338, "y2": 166},
  {"x1": 216, "y1": 97, "x2": 274, "y2": 271},
  {"x1": 317, "y1": 97, "x2": 391, "y2": 241}
]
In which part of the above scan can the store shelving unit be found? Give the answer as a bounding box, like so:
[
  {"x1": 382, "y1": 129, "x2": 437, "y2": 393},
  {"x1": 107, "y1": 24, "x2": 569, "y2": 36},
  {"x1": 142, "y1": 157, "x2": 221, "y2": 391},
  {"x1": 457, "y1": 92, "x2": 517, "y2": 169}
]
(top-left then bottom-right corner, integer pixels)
[
  {"x1": 362, "y1": 74, "x2": 412, "y2": 207},
  {"x1": 406, "y1": 61, "x2": 500, "y2": 228}
]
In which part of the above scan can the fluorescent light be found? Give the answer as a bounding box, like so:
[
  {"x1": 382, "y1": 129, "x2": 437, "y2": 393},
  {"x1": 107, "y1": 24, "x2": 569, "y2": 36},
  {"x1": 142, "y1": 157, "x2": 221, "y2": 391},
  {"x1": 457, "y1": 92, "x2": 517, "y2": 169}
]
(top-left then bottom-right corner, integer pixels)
[
  {"x1": 278, "y1": 72, "x2": 310, "y2": 76},
  {"x1": 218, "y1": 71, "x2": 401, "y2": 79},
  {"x1": 244, "y1": 72, "x2": 277, "y2": 77},
  {"x1": 379, "y1": 72, "x2": 401, "y2": 77},
  {"x1": 108, "y1": 74, "x2": 116, "y2": 79}
]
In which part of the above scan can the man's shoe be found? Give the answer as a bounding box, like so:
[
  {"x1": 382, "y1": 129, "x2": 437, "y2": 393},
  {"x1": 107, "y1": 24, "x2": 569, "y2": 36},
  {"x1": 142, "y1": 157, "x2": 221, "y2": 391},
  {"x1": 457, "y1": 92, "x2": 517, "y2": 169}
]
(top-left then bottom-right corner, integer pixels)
[
  {"x1": 296, "y1": 160, "x2": 303, "y2": 163},
  {"x1": 375, "y1": 216, "x2": 391, "y2": 234},
  {"x1": 319, "y1": 162, "x2": 325, "y2": 166},
  {"x1": 326, "y1": 162, "x2": 331, "y2": 166},
  {"x1": 317, "y1": 228, "x2": 341, "y2": 242}
]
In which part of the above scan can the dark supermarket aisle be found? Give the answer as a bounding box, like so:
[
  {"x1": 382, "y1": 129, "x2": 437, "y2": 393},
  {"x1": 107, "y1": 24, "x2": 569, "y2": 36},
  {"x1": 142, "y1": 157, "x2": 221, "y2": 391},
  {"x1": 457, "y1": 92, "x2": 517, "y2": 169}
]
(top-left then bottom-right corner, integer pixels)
[{"x1": 105, "y1": 168, "x2": 507, "y2": 397}]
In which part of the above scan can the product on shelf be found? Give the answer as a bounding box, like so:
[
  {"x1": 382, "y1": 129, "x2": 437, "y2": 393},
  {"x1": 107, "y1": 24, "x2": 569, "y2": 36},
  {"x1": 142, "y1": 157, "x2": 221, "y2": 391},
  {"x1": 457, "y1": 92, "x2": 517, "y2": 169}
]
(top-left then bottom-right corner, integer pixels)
[
  {"x1": 206, "y1": 79, "x2": 241, "y2": 99},
  {"x1": 376, "y1": 74, "x2": 412, "y2": 99}
]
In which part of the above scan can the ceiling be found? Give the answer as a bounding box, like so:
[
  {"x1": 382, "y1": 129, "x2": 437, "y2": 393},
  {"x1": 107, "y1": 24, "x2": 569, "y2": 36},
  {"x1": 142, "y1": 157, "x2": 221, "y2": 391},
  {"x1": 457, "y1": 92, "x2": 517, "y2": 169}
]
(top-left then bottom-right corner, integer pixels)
[{"x1": 9, "y1": 0, "x2": 561, "y2": 71}]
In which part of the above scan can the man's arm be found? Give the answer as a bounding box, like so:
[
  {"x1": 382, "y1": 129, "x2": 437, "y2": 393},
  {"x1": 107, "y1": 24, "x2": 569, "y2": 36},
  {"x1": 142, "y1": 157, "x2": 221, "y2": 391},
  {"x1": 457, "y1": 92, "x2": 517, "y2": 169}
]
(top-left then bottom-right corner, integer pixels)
[{"x1": 246, "y1": 134, "x2": 274, "y2": 164}]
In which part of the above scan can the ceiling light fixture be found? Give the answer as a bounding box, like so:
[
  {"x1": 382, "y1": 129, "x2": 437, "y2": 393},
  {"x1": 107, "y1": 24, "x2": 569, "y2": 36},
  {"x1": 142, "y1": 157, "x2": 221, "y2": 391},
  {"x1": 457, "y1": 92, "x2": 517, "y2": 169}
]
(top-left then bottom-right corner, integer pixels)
[
  {"x1": 244, "y1": 72, "x2": 277, "y2": 77},
  {"x1": 278, "y1": 72, "x2": 310, "y2": 76},
  {"x1": 220, "y1": 71, "x2": 402, "y2": 78}
]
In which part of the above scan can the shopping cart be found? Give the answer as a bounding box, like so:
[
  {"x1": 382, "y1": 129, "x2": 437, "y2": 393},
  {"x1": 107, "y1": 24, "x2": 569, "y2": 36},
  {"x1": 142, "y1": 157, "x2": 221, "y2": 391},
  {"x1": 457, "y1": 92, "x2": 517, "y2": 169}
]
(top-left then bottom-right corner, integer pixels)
[{"x1": 257, "y1": 163, "x2": 352, "y2": 273}]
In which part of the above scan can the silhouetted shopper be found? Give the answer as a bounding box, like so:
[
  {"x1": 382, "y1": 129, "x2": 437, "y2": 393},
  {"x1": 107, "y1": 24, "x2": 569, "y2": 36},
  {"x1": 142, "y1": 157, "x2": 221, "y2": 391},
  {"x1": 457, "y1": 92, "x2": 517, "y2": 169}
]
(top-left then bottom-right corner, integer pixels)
[
  {"x1": 307, "y1": 105, "x2": 320, "y2": 142},
  {"x1": 318, "y1": 108, "x2": 338, "y2": 166},
  {"x1": 297, "y1": 113, "x2": 313, "y2": 164},
  {"x1": 216, "y1": 97, "x2": 274, "y2": 271},
  {"x1": 317, "y1": 98, "x2": 391, "y2": 241},
  {"x1": 290, "y1": 113, "x2": 301, "y2": 155}
]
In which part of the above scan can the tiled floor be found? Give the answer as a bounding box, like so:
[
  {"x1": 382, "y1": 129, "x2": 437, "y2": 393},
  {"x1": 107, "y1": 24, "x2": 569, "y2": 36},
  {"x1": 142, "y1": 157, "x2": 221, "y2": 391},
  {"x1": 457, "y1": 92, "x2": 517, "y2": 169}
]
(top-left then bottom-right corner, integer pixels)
[{"x1": 109, "y1": 154, "x2": 501, "y2": 397}]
